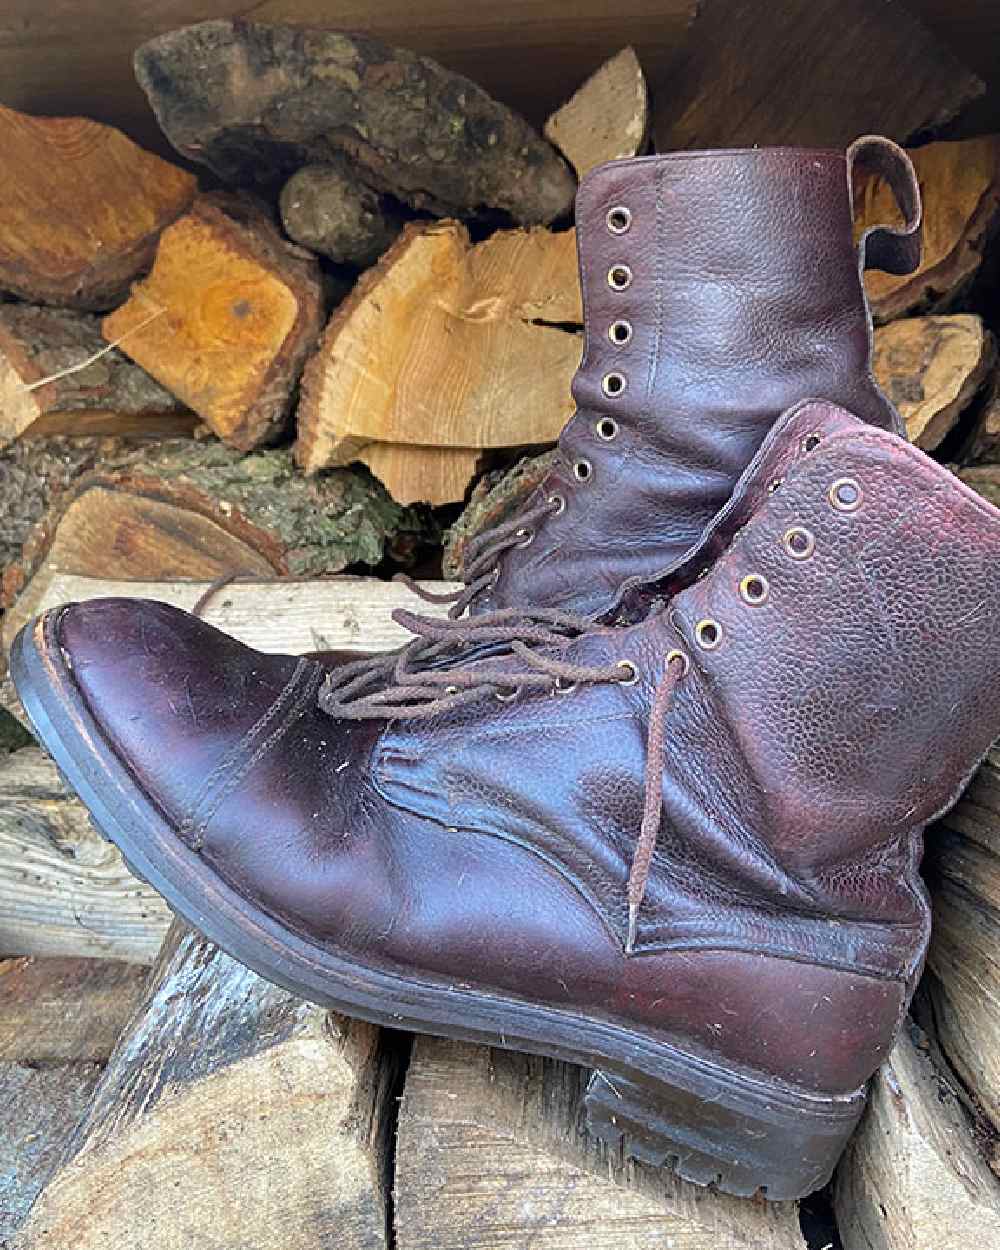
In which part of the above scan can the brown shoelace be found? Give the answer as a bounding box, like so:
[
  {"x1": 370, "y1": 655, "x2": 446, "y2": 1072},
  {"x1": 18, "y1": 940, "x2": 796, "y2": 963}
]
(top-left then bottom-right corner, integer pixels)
[{"x1": 318, "y1": 605, "x2": 688, "y2": 954}]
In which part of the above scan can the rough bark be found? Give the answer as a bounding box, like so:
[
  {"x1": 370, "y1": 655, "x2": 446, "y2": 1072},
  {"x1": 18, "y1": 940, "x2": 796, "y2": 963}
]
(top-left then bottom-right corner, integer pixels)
[
  {"x1": 134, "y1": 20, "x2": 575, "y2": 226},
  {"x1": 859, "y1": 137, "x2": 1000, "y2": 323},
  {"x1": 0, "y1": 304, "x2": 192, "y2": 447},
  {"x1": 652, "y1": 0, "x2": 983, "y2": 152},
  {"x1": 280, "y1": 161, "x2": 405, "y2": 267},
  {"x1": 394, "y1": 1035, "x2": 806, "y2": 1250},
  {"x1": 12, "y1": 922, "x2": 397, "y2": 1250},
  {"x1": 295, "y1": 221, "x2": 580, "y2": 483},
  {"x1": 103, "y1": 193, "x2": 324, "y2": 450},
  {"x1": 0, "y1": 103, "x2": 195, "y2": 310},
  {"x1": 544, "y1": 47, "x2": 649, "y2": 178},
  {"x1": 834, "y1": 1023, "x2": 1000, "y2": 1249},
  {"x1": 871, "y1": 314, "x2": 994, "y2": 450}
]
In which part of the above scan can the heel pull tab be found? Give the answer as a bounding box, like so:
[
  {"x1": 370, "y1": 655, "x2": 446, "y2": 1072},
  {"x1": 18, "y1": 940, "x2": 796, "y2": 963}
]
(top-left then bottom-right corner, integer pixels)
[{"x1": 848, "y1": 134, "x2": 922, "y2": 277}]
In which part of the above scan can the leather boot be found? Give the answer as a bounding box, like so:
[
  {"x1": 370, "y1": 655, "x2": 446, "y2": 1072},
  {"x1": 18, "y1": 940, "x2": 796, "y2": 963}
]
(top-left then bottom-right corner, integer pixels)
[{"x1": 13, "y1": 397, "x2": 1000, "y2": 1200}]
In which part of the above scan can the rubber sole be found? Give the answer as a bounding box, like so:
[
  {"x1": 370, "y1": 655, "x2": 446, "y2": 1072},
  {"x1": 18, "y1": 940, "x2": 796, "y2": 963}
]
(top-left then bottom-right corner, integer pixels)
[{"x1": 11, "y1": 611, "x2": 867, "y2": 1200}]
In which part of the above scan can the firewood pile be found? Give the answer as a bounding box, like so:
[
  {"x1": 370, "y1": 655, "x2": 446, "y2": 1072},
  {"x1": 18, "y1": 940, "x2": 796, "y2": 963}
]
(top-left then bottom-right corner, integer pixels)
[{"x1": 2, "y1": 3, "x2": 1000, "y2": 1247}]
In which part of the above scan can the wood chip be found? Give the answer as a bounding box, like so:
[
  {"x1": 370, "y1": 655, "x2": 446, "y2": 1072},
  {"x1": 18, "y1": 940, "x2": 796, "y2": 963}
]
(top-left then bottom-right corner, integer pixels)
[{"x1": 544, "y1": 47, "x2": 649, "y2": 178}]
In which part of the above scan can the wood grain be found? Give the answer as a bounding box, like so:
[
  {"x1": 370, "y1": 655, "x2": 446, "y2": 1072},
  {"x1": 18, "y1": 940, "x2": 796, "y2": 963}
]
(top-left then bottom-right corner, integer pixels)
[
  {"x1": 357, "y1": 443, "x2": 483, "y2": 507},
  {"x1": 544, "y1": 46, "x2": 649, "y2": 178}
]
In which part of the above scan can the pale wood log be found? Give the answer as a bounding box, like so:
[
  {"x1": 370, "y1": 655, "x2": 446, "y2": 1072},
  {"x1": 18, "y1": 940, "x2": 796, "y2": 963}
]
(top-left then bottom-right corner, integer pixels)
[
  {"x1": 0, "y1": 956, "x2": 147, "y2": 1062},
  {"x1": 871, "y1": 314, "x2": 994, "y2": 450},
  {"x1": 394, "y1": 1035, "x2": 806, "y2": 1250},
  {"x1": 0, "y1": 104, "x2": 195, "y2": 310},
  {"x1": 12, "y1": 921, "x2": 396, "y2": 1250},
  {"x1": 0, "y1": 747, "x2": 172, "y2": 963},
  {"x1": 296, "y1": 221, "x2": 581, "y2": 474},
  {"x1": 544, "y1": 47, "x2": 649, "y2": 178},
  {"x1": 834, "y1": 1023, "x2": 1000, "y2": 1249},
  {"x1": 859, "y1": 137, "x2": 1000, "y2": 322},
  {"x1": 358, "y1": 443, "x2": 482, "y2": 507},
  {"x1": 103, "y1": 194, "x2": 324, "y2": 450}
]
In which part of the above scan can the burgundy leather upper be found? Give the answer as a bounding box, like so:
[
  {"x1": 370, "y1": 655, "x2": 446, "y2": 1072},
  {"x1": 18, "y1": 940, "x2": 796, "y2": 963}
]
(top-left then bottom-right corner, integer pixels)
[
  {"x1": 470, "y1": 140, "x2": 920, "y2": 619},
  {"x1": 51, "y1": 398, "x2": 1000, "y2": 1101}
]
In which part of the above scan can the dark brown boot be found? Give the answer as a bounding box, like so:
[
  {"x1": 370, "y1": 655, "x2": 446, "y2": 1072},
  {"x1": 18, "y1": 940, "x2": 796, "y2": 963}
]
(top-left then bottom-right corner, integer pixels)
[{"x1": 13, "y1": 397, "x2": 998, "y2": 1200}]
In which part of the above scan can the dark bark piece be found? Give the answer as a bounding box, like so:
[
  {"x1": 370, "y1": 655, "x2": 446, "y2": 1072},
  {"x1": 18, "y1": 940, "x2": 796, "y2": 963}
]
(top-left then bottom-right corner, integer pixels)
[
  {"x1": 0, "y1": 1061, "x2": 103, "y2": 1243},
  {"x1": 280, "y1": 163, "x2": 405, "y2": 267},
  {"x1": 134, "y1": 20, "x2": 575, "y2": 226},
  {"x1": 0, "y1": 956, "x2": 147, "y2": 1063},
  {"x1": 0, "y1": 103, "x2": 196, "y2": 311},
  {"x1": 13, "y1": 921, "x2": 396, "y2": 1250},
  {"x1": 103, "y1": 193, "x2": 324, "y2": 451},
  {"x1": 962, "y1": 372, "x2": 1000, "y2": 464},
  {"x1": 0, "y1": 304, "x2": 193, "y2": 448},
  {"x1": 652, "y1": 0, "x2": 983, "y2": 152}
]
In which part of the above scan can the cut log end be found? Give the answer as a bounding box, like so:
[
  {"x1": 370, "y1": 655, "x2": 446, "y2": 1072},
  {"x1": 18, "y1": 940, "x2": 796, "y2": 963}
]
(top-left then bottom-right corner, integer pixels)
[{"x1": 280, "y1": 163, "x2": 404, "y2": 268}]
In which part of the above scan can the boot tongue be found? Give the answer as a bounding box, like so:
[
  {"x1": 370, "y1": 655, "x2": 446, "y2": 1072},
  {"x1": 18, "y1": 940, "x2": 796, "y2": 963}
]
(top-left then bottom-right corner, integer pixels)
[{"x1": 609, "y1": 398, "x2": 865, "y2": 625}]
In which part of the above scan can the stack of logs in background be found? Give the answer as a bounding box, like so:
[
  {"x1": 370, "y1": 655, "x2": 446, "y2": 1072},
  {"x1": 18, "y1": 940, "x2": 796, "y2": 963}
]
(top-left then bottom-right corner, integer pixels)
[{"x1": 3, "y1": 2, "x2": 1000, "y2": 1247}]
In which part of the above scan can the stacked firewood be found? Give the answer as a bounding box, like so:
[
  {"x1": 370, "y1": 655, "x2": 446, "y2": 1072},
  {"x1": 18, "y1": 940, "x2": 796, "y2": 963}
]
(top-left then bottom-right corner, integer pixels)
[{"x1": 3, "y1": 5, "x2": 1000, "y2": 1249}]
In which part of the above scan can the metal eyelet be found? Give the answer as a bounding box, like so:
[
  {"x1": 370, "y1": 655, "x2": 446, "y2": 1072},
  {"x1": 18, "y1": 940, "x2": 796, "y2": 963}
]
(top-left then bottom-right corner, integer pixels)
[
  {"x1": 829, "y1": 477, "x2": 863, "y2": 512},
  {"x1": 554, "y1": 676, "x2": 577, "y2": 694},
  {"x1": 609, "y1": 319, "x2": 633, "y2": 346},
  {"x1": 601, "y1": 371, "x2": 627, "y2": 398},
  {"x1": 595, "y1": 416, "x2": 619, "y2": 441},
  {"x1": 665, "y1": 648, "x2": 690, "y2": 676},
  {"x1": 739, "y1": 573, "x2": 769, "y2": 605},
  {"x1": 608, "y1": 264, "x2": 633, "y2": 291},
  {"x1": 515, "y1": 527, "x2": 534, "y2": 548},
  {"x1": 606, "y1": 206, "x2": 632, "y2": 234},
  {"x1": 573, "y1": 458, "x2": 594, "y2": 483},
  {"x1": 768, "y1": 477, "x2": 784, "y2": 495},
  {"x1": 495, "y1": 686, "x2": 519, "y2": 703},
  {"x1": 695, "y1": 618, "x2": 723, "y2": 650},
  {"x1": 445, "y1": 685, "x2": 460, "y2": 696},
  {"x1": 803, "y1": 433, "x2": 822, "y2": 453},
  {"x1": 616, "y1": 659, "x2": 639, "y2": 685},
  {"x1": 783, "y1": 526, "x2": 815, "y2": 560},
  {"x1": 548, "y1": 493, "x2": 566, "y2": 515},
  {"x1": 488, "y1": 567, "x2": 501, "y2": 587}
]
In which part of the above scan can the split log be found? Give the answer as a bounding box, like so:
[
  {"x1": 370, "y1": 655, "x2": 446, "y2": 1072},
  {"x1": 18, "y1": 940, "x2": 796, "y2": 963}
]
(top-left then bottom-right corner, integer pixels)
[
  {"x1": 923, "y1": 743, "x2": 1000, "y2": 1135},
  {"x1": 962, "y1": 373, "x2": 1000, "y2": 464},
  {"x1": 280, "y1": 162, "x2": 405, "y2": 268},
  {"x1": 834, "y1": 1023, "x2": 1000, "y2": 1249},
  {"x1": 2, "y1": 440, "x2": 433, "y2": 648},
  {"x1": 0, "y1": 956, "x2": 147, "y2": 1062},
  {"x1": 296, "y1": 222, "x2": 581, "y2": 479},
  {"x1": 0, "y1": 304, "x2": 193, "y2": 447},
  {"x1": 0, "y1": 746, "x2": 172, "y2": 963},
  {"x1": 544, "y1": 47, "x2": 649, "y2": 178},
  {"x1": 134, "y1": 20, "x2": 575, "y2": 226},
  {"x1": 357, "y1": 443, "x2": 482, "y2": 508},
  {"x1": 103, "y1": 194, "x2": 324, "y2": 450},
  {"x1": 871, "y1": 314, "x2": 994, "y2": 450},
  {"x1": 13, "y1": 921, "x2": 398, "y2": 1250},
  {"x1": 858, "y1": 137, "x2": 1000, "y2": 322},
  {"x1": 394, "y1": 1035, "x2": 806, "y2": 1250},
  {"x1": 652, "y1": 0, "x2": 983, "y2": 152},
  {"x1": 0, "y1": 104, "x2": 195, "y2": 310}
]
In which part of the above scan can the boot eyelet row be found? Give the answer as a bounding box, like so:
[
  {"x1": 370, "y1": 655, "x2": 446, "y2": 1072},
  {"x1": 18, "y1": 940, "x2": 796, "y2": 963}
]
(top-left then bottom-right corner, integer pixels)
[
  {"x1": 574, "y1": 458, "x2": 594, "y2": 483},
  {"x1": 608, "y1": 264, "x2": 633, "y2": 291},
  {"x1": 739, "y1": 574, "x2": 769, "y2": 605},
  {"x1": 783, "y1": 526, "x2": 815, "y2": 559},
  {"x1": 515, "y1": 527, "x2": 534, "y2": 548},
  {"x1": 829, "y1": 477, "x2": 863, "y2": 511},
  {"x1": 609, "y1": 319, "x2": 633, "y2": 346},
  {"x1": 596, "y1": 417, "x2": 619, "y2": 440},
  {"x1": 602, "y1": 372, "x2": 627, "y2": 398},
  {"x1": 606, "y1": 206, "x2": 632, "y2": 234},
  {"x1": 616, "y1": 659, "x2": 639, "y2": 685},
  {"x1": 695, "y1": 618, "x2": 723, "y2": 650}
]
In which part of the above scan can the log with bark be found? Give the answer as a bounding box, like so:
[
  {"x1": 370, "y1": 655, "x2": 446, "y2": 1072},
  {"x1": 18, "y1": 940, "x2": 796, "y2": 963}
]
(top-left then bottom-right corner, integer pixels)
[
  {"x1": 13, "y1": 921, "x2": 400, "y2": 1250},
  {"x1": 394, "y1": 1034, "x2": 807, "y2": 1250},
  {"x1": 134, "y1": 20, "x2": 575, "y2": 226},
  {"x1": 652, "y1": 0, "x2": 983, "y2": 153},
  {"x1": 544, "y1": 47, "x2": 649, "y2": 179},
  {"x1": 103, "y1": 193, "x2": 324, "y2": 450},
  {"x1": 280, "y1": 160, "x2": 405, "y2": 268},
  {"x1": 858, "y1": 137, "x2": 1000, "y2": 323},
  {"x1": 962, "y1": 374, "x2": 1000, "y2": 464},
  {"x1": 871, "y1": 314, "x2": 995, "y2": 450},
  {"x1": 0, "y1": 103, "x2": 196, "y2": 310},
  {"x1": 0, "y1": 304, "x2": 193, "y2": 447}
]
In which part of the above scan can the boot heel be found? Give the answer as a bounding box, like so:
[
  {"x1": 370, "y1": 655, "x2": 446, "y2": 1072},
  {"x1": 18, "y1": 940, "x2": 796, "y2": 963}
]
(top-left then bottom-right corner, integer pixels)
[{"x1": 584, "y1": 1062, "x2": 865, "y2": 1200}]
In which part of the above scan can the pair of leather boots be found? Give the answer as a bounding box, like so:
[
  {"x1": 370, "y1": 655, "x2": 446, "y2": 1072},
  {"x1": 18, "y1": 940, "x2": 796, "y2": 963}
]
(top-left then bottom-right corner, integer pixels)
[{"x1": 14, "y1": 137, "x2": 1000, "y2": 1201}]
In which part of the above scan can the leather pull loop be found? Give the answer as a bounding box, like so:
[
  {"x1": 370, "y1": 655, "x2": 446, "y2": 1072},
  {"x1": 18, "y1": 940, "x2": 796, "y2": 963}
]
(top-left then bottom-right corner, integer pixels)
[{"x1": 848, "y1": 134, "x2": 922, "y2": 276}]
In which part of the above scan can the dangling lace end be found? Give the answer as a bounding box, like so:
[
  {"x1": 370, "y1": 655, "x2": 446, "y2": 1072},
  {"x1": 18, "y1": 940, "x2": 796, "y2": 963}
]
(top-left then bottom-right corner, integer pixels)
[{"x1": 625, "y1": 902, "x2": 639, "y2": 955}]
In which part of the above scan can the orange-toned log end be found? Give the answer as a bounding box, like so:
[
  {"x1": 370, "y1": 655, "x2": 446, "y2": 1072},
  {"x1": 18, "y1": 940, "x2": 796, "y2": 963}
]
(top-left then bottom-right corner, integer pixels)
[
  {"x1": 0, "y1": 105, "x2": 196, "y2": 311},
  {"x1": 358, "y1": 443, "x2": 482, "y2": 506},
  {"x1": 104, "y1": 194, "x2": 324, "y2": 451}
]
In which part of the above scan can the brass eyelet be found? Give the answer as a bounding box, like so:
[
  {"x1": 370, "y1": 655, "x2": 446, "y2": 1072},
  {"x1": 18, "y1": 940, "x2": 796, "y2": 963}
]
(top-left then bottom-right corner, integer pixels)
[
  {"x1": 515, "y1": 527, "x2": 534, "y2": 548},
  {"x1": 601, "y1": 371, "x2": 627, "y2": 398},
  {"x1": 548, "y1": 493, "x2": 566, "y2": 515},
  {"x1": 768, "y1": 477, "x2": 784, "y2": 495},
  {"x1": 495, "y1": 686, "x2": 519, "y2": 703},
  {"x1": 445, "y1": 685, "x2": 460, "y2": 696},
  {"x1": 616, "y1": 659, "x2": 639, "y2": 685},
  {"x1": 608, "y1": 264, "x2": 633, "y2": 291},
  {"x1": 609, "y1": 319, "x2": 633, "y2": 346},
  {"x1": 596, "y1": 416, "x2": 619, "y2": 441},
  {"x1": 573, "y1": 458, "x2": 594, "y2": 483},
  {"x1": 554, "y1": 676, "x2": 577, "y2": 694},
  {"x1": 665, "y1": 648, "x2": 690, "y2": 676},
  {"x1": 783, "y1": 526, "x2": 815, "y2": 560},
  {"x1": 803, "y1": 433, "x2": 822, "y2": 453},
  {"x1": 695, "y1": 618, "x2": 723, "y2": 650},
  {"x1": 739, "y1": 574, "x2": 769, "y2": 605},
  {"x1": 606, "y1": 206, "x2": 632, "y2": 234},
  {"x1": 829, "y1": 477, "x2": 863, "y2": 512}
]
